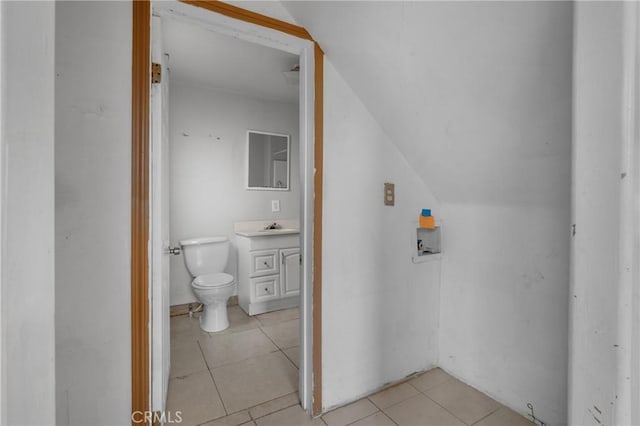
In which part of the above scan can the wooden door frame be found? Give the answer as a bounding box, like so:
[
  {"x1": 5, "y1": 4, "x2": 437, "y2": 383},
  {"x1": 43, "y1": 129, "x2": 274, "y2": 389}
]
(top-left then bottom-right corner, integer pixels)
[{"x1": 131, "y1": 1, "x2": 324, "y2": 423}]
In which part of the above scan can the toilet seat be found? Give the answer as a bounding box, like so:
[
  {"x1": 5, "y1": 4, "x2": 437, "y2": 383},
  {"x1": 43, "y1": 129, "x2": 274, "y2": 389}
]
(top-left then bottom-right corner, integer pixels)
[{"x1": 192, "y1": 273, "x2": 234, "y2": 289}]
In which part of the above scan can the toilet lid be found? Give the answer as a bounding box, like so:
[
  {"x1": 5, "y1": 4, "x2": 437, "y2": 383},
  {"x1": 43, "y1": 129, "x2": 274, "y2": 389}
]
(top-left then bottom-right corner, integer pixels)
[{"x1": 193, "y1": 273, "x2": 234, "y2": 288}]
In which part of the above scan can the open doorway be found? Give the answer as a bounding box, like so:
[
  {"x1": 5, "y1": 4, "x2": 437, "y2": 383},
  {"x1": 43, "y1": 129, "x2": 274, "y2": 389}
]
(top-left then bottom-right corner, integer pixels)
[
  {"x1": 136, "y1": 1, "x2": 323, "y2": 423},
  {"x1": 157, "y1": 12, "x2": 302, "y2": 423}
]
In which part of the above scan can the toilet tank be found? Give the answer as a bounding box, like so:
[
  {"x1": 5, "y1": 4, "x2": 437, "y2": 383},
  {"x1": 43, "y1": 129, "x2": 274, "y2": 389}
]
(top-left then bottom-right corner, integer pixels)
[{"x1": 180, "y1": 236, "x2": 230, "y2": 277}]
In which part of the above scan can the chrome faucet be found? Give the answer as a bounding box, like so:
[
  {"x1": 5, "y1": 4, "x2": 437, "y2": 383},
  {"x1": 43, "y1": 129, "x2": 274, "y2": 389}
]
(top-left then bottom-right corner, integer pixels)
[{"x1": 264, "y1": 222, "x2": 281, "y2": 230}]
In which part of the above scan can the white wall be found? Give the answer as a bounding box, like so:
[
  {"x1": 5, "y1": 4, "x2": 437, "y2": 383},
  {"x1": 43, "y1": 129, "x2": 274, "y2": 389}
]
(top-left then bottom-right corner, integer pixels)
[
  {"x1": 285, "y1": 3, "x2": 573, "y2": 421},
  {"x1": 169, "y1": 80, "x2": 299, "y2": 305},
  {"x1": 439, "y1": 204, "x2": 570, "y2": 425},
  {"x1": 433, "y1": 4, "x2": 573, "y2": 424},
  {"x1": 322, "y1": 61, "x2": 441, "y2": 410},
  {"x1": 569, "y1": 3, "x2": 640, "y2": 425},
  {"x1": 1, "y1": 2, "x2": 56, "y2": 424},
  {"x1": 55, "y1": 2, "x2": 132, "y2": 425}
]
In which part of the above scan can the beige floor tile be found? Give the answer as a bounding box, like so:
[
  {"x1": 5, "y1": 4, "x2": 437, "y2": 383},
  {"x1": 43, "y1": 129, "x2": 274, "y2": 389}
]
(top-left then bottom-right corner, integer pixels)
[
  {"x1": 171, "y1": 312, "x2": 203, "y2": 334},
  {"x1": 166, "y1": 370, "x2": 226, "y2": 426},
  {"x1": 368, "y1": 383, "x2": 420, "y2": 410},
  {"x1": 200, "y1": 328, "x2": 278, "y2": 369},
  {"x1": 254, "y1": 405, "x2": 324, "y2": 426},
  {"x1": 424, "y1": 379, "x2": 501, "y2": 425},
  {"x1": 255, "y1": 307, "x2": 300, "y2": 326},
  {"x1": 384, "y1": 394, "x2": 464, "y2": 426},
  {"x1": 200, "y1": 411, "x2": 251, "y2": 426},
  {"x1": 350, "y1": 412, "x2": 396, "y2": 426},
  {"x1": 322, "y1": 399, "x2": 379, "y2": 426},
  {"x1": 408, "y1": 368, "x2": 453, "y2": 393},
  {"x1": 239, "y1": 422, "x2": 257, "y2": 426},
  {"x1": 282, "y1": 346, "x2": 299, "y2": 368},
  {"x1": 214, "y1": 306, "x2": 261, "y2": 335},
  {"x1": 212, "y1": 351, "x2": 298, "y2": 414},
  {"x1": 171, "y1": 313, "x2": 211, "y2": 347},
  {"x1": 169, "y1": 338, "x2": 208, "y2": 378},
  {"x1": 260, "y1": 319, "x2": 299, "y2": 349},
  {"x1": 249, "y1": 392, "x2": 299, "y2": 419},
  {"x1": 473, "y1": 407, "x2": 534, "y2": 426}
]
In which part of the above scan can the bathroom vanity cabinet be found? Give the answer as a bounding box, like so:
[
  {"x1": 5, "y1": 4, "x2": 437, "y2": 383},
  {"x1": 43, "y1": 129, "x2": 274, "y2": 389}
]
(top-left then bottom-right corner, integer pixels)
[{"x1": 235, "y1": 232, "x2": 300, "y2": 315}]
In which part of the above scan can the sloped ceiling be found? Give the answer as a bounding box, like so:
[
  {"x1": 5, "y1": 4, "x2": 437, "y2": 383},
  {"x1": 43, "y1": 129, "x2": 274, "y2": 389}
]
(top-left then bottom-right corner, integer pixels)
[
  {"x1": 162, "y1": 15, "x2": 299, "y2": 103},
  {"x1": 283, "y1": 1, "x2": 573, "y2": 205}
]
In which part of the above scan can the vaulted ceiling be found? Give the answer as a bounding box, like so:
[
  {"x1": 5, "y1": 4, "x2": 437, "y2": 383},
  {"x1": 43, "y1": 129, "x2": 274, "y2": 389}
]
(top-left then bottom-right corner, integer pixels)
[
  {"x1": 283, "y1": 1, "x2": 573, "y2": 206},
  {"x1": 162, "y1": 13, "x2": 299, "y2": 103}
]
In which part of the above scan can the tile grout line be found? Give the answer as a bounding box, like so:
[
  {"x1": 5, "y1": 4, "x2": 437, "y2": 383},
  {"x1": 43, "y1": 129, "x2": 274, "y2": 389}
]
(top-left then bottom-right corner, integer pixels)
[
  {"x1": 346, "y1": 408, "x2": 399, "y2": 426},
  {"x1": 363, "y1": 377, "x2": 449, "y2": 414},
  {"x1": 364, "y1": 397, "x2": 399, "y2": 426},
  {"x1": 247, "y1": 392, "x2": 300, "y2": 421},
  {"x1": 322, "y1": 374, "x2": 443, "y2": 425},
  {"x1": 254, "y1": 311, "x2": 301, "y2": 375},
  {"x1": 417, "y1": 388, "x2": 469, "y2": 425},
  {"x1": 168, "y1": 338, "x2": 209, "y2": 380},
  {"x1": 259, "y1": 318, "x2": 301, "y2": 356},
  {"x1": 280, "y1": 347, "x2": 299, "y2": 370},
  {"x1": 256, "y1": 323, "x2": 287, "y2": 352},
  {"x1": 469, "y1": 405, "x2": 503, "y2": 425},
  {"x1": 414, "y1": 379, "x2": 491, "y2": 426},
  {"x1": 201, "y1": 328, "x2": 282, "y2": 370},
  {"x1": 197, "y1": 339, "x2": 230, "y2": 417}
]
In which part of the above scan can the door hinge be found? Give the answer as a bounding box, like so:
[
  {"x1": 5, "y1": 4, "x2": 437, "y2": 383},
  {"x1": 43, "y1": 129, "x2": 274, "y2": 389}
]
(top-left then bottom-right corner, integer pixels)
[{"x1": 151, "y1": 62, "x2": 161, "y2": 84}]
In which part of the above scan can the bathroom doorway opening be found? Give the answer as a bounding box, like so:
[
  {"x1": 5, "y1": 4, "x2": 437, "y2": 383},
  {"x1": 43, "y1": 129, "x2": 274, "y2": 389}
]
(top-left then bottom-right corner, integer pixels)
[{"x1": 131, "y1": 1, "x2": 324, "y2": 422}]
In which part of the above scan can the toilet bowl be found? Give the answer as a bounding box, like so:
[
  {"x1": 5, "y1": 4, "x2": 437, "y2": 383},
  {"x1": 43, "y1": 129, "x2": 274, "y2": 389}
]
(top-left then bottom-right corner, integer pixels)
[
  {"x1": 192, "y1": 273, "x2": 235, "y2": 332},
  {"x1": 180, "y1": 236, "x2": 235, "y2": 332}
]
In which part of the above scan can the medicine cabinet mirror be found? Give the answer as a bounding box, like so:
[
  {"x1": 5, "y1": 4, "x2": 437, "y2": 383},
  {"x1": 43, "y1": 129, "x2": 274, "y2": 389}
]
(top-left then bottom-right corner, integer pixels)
[{"x1": 246, "y1": 130, "x2": 290, "y2": 191}]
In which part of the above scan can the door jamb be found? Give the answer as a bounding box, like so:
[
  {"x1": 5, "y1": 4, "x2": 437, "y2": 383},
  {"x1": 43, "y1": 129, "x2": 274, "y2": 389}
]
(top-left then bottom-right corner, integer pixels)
[
  {"x1": 131, "y1": 1, "x2": 151, "y2": 423},
  {"x1": 131, "y1": 1, "x2": 324, "y2": 423}
]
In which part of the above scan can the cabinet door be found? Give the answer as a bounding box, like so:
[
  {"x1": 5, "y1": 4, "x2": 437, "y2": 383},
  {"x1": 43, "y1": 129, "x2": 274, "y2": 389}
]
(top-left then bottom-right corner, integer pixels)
[{"x1": 280, "y1": 248, "x2": 300, "y2": 297}]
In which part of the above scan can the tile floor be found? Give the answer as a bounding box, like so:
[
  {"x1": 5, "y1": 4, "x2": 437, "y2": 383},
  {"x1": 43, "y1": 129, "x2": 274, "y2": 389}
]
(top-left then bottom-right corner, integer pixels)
[
  {"x1": 168, "y1": 306, "x2": 301, "y2": 426},
  {"x1": 168, "y1": 307, "x2": 534, "y2": 426},
  {"x1": 317, "y1": 367, "x2": 534, "y2": 426}
]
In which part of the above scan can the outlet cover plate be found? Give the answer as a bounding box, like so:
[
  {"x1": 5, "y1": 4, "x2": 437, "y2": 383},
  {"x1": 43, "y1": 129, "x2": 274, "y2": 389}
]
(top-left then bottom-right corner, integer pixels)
[
  {"x1": 384, "y1": 182, "x2": 395, "y2": 206},
  {"x1": 271, "y1": 200, "x2": 281, "y2": 212}
]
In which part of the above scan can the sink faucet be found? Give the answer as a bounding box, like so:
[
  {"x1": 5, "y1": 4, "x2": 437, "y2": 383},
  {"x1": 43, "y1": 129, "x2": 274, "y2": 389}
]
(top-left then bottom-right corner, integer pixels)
[{"x1": 264, "y1": 222, "x2": 281, "y2": 230}]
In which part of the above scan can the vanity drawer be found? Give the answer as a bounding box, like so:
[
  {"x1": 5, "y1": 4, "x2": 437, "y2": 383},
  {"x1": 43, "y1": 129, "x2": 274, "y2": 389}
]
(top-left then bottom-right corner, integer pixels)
[
  {"x1": 251, "y1": 276, "x2": 280, "y2": 300},
  {"x1": 250, "y1": 249, "x2": 279, "y2": 277}
]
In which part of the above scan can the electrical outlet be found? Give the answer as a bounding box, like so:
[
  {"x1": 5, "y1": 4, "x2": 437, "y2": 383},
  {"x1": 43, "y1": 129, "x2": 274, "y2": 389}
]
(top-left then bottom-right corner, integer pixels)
[
  {"x1": 271, "y1": 200, "x2": 280, "y2": 212},
  {"x1": 384, "y1": 182, "x2": 395, "y2": 206}
]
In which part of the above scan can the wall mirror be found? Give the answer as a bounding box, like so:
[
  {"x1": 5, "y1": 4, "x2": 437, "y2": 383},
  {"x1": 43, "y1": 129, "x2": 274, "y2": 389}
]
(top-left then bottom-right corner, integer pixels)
[{"x1": 247, "y1": 130, "x2": 290, "y2": 191}]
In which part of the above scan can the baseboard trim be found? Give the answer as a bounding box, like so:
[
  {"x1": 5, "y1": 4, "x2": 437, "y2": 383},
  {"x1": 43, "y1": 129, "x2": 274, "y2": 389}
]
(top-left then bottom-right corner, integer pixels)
[{"x1": 169, "y1": 296, "x2": 239, "y2": 317}]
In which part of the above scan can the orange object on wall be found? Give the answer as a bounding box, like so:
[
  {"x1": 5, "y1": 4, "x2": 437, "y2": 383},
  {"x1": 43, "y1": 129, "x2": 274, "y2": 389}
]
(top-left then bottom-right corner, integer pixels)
[{"x1": 419, "y1": 215, "x2": 436, "y2": 229}]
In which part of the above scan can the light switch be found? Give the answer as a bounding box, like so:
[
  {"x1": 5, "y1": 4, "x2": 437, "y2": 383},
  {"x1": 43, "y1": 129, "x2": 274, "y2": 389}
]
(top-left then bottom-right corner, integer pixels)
[
  {"x1": 384, "y1": 182, "x2": 395, "y2": 206},
  {"x1": 271, "y1": 200, "x2": 280, "y2": 212}
]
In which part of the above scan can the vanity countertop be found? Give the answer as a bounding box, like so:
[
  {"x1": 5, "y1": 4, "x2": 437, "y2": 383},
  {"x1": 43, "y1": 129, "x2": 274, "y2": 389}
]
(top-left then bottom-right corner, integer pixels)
[
  {"x1": 235, "y1": 229, "x2": 299, "y2": 238},
  {"x1": 234, "y1": 219, "x2": 300, "y2": 238}
]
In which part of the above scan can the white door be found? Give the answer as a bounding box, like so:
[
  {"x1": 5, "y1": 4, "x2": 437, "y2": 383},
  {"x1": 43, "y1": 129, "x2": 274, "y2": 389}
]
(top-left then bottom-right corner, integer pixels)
[
  {"x1": 150, "y1": 16, "x2": 171, "y2": 414},
  {"x1": 280, "y1": 248, "x2": 301, "y2": 296}
]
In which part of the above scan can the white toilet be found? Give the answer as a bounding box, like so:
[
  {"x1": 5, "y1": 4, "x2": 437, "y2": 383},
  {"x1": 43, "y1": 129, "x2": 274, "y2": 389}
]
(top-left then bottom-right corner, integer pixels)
[{"x1": 180, "y1": 236, "x2": 235, "y2": 332}]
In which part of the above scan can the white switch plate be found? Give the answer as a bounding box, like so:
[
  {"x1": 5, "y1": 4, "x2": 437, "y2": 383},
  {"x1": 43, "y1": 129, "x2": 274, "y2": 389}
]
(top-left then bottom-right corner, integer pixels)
[{"x1": 271, "y1": 200, "x2": 280, "y2": 212}]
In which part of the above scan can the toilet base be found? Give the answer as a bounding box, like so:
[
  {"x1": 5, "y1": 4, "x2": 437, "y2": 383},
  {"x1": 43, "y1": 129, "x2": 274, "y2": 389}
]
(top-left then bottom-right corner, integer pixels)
[{"x1": 199, "y1": 299, "x2": 229, "y2": 332}]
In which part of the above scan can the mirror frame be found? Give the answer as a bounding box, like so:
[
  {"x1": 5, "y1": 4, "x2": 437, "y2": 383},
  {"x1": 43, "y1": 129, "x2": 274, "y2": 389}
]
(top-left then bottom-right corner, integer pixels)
[{"x1": 246, "y1": 129, "x2": 291, "y2": 191}]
